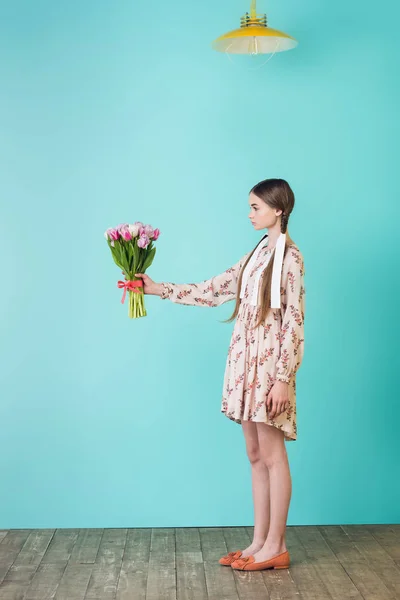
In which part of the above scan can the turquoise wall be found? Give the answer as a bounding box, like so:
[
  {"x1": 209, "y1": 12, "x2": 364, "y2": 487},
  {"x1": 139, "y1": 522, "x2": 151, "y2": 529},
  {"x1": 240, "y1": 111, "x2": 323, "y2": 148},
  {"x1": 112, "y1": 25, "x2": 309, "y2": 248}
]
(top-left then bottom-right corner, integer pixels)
[{"x1": 1, "y1": 0, "x2": 399, "y2": 528}]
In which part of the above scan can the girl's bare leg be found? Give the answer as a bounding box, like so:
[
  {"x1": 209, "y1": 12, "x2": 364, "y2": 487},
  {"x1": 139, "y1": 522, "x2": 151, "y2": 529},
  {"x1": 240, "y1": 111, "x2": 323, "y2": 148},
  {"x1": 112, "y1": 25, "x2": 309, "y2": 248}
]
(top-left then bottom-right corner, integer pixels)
[
  {"x1": 240, "y1": 421, "x2": 271, "y2": 557},
  {"x1": 252, "y1": 423, "x2": 291, "y2": 561}
]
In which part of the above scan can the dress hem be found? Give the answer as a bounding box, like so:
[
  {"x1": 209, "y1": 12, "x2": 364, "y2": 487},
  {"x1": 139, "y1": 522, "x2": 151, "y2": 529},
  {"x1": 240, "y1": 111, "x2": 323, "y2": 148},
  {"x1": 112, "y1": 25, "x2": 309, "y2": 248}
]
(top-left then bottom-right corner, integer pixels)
[{"x1": 220, "y1": 409, "x2": 296, "y2": 442}]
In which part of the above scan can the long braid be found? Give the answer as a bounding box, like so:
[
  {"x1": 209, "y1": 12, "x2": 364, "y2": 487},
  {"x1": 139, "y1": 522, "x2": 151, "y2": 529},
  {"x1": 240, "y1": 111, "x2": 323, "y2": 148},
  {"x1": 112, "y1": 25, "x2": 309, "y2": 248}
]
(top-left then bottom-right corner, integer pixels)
[{"x1": 281, "y1": 212, "x2": 289, "y2": 233}]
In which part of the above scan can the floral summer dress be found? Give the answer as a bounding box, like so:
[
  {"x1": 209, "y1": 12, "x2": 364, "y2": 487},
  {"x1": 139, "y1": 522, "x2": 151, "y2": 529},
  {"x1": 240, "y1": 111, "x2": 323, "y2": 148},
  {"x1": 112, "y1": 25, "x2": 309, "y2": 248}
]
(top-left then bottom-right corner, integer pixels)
[{"x1": 161, "y1": 242, "x2": 305, "y2": 441}]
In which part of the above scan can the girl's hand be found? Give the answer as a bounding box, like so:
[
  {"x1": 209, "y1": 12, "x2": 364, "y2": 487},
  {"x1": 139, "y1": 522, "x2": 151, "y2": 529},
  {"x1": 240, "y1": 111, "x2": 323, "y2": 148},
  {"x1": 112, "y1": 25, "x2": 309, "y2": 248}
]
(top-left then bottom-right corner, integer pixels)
[
  {"x1": 266, "y1": 381, "x2": 290, "y2": 419},
  {"x1": 134, "y1": 273, "x2": 163, "y2": 296}
]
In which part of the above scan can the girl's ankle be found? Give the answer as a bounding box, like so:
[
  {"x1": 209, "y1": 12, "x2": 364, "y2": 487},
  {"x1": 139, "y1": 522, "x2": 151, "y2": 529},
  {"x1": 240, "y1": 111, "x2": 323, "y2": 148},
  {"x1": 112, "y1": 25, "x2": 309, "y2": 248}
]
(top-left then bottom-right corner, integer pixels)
[{"x1": 252, "y1": 539, "x2": 267, "y2": 547}]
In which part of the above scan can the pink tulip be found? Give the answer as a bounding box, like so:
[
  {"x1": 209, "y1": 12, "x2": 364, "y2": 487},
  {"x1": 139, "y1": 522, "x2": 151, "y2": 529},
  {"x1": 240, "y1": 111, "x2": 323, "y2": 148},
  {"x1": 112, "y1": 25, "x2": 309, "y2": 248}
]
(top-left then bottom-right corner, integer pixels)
[
  {"x1": 137, "y1": 234, "x2": 150, "y2": 249},
  {"x1": 143, "y1": 224, "x2": 154, "y2": 238},
  {"x1": 108, "y1": 228, "x2": 120, "y2": 241},
  {"x1": 152, "y1": 228, "x2": 160, "y2": 240},
  {"x1": 119, "y1": 225, "x2": 132, "y2": 241}
]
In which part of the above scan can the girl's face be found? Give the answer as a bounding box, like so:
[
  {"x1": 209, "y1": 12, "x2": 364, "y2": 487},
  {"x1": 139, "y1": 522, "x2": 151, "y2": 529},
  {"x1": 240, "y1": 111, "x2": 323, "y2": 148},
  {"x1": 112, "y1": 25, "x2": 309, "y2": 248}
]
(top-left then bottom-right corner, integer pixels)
[{"x1": 248, "y1": 192, "x2": 282, "y2": 230}]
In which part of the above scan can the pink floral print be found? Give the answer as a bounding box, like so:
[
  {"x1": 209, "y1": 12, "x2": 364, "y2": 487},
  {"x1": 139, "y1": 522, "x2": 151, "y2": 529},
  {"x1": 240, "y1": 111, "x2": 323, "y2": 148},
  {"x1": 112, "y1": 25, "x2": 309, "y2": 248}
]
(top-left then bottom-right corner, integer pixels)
[{"x1": 161, "y1": 243, "x2": 305, "y2": 441}]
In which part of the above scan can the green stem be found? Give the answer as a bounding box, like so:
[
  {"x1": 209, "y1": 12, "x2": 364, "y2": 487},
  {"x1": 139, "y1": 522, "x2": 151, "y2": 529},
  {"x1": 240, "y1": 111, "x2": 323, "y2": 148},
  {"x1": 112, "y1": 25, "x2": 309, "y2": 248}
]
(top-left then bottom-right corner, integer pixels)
[
  {"x1": 127, "y1": 289, "x2": 147, "y2": 319},
  {"x1": 128, "y1": 290, "x2": 133, "y2": 318}
]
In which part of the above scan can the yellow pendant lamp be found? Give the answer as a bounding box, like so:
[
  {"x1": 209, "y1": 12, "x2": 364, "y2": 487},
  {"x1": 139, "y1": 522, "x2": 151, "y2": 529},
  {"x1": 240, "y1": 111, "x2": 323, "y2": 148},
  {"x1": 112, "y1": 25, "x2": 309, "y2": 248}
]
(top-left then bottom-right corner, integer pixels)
[{"x1": 212, "y1": 0, "x2": 298, "y2": 55}]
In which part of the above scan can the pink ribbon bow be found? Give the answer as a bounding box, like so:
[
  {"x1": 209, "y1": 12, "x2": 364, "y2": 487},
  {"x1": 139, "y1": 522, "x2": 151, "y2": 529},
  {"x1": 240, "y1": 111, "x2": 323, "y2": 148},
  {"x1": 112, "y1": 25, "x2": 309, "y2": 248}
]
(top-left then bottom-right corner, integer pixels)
[{"x1": 117, "y1": 279, "x2": 143, "y2": 304}]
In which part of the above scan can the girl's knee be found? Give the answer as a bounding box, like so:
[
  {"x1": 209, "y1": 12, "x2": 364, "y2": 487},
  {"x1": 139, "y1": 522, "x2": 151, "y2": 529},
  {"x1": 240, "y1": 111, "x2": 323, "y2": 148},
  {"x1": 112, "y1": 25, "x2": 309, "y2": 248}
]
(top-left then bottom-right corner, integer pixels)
[
  {"x1": 260, "y1": 450, "x2": 288, "y2": 470},
  {"x1": 246, "y1": 445, "x2": 261, "y2": 464},
  {"x1": 255, "y1": 423, "x2": 287, "y2": 468}
]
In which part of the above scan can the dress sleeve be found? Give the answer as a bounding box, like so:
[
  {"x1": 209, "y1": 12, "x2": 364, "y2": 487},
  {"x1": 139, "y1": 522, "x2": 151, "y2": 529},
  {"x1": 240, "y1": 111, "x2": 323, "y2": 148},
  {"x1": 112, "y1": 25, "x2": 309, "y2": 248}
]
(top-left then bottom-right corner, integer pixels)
[
  {"x1": 160, "y1": 251, "x2": 252, "y2": 307},
  {"x1": 275, "y1": 247, "x2": 306, "y2": 383}
]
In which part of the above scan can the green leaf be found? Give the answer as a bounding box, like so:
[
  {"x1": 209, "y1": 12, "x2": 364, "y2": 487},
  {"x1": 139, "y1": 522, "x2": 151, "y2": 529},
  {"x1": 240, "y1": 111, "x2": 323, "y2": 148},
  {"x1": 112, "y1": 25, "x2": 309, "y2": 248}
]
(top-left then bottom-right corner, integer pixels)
[
  {"x1": 111, "y1": 251, "x2": 123, "y2": 269},
  {"x1": 142, "y1": 247, "x2": 156, "y2": 272},
  {"x1": 107, "y1": 240, "x2": 124, "y2": 270},
  {"x1": 125, "y1": 242, "x2": 133, "y2": 276},
  {"x1": 114, "y1": 240, "x2": 130, "y2": 275}
]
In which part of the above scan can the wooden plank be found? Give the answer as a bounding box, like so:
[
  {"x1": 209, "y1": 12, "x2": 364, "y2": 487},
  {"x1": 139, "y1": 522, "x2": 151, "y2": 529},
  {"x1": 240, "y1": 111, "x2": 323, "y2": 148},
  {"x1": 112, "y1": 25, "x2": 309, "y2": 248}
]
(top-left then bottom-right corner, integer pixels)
[
  {"x1": 115, "y1": 567, "x2": 148, "y2": 600},
  {"x1": 3, "y1": 566, "x2": 38, "y2": 585},
  {"x1": 69, "y1": 529, "x2": 103, "y2": 565},
  {"x1": 122, "y1": 529, "x2": 151, "y2": 564},
  {"x1": 176, "y1": 528, "x2": 207, "y2": 600},
  {"x1": 285, "y1": 528, "x2": 332, "y2": 599},
  {"x1": 22, "y1": 529, "x2": 81, "y2": 599},
  {"x1": 85, "y1": 566, "x2": 121, "y2": 600},
  {"x1": 24, "y1": 563, "x2": 67, "y2": 600},
  {"x1": 263, "y1": 570, "x2": 301, "y2": 600},
  {"x1": 93, "y1": 529, "x2": 127, "y2": 567},
  {"x1": 0, "y1": 531, "x2": 34, "y2": 553},
  {"x1": 200, "y1": 528, "x2": 238, "y2": 600},
  {"x1": 176, "y1": 528, "x2": 202, "y2": 555},
  {"x1": 145, "y1": 529, "x2": 176, "y2": 600},
  {"x1": 54, "y1": 564, "x2": 93, "y2": 600},
  {"x1": 203, "y1": 562, "x2": 239, "y2": 600},
  {"x1": 245, "y1": 527, "x2": 255, "y2": 540},
  {"x1": 319, "y1": 525, "x2": 396, "y2": 600},
  {"x1": 115, "y1": 530, "x2": 150, "y2": 600},
  {"x1": 115, "y1": 529, "x2": 151, "y2": 600},
  {"x1": 85, "y1": 529, "x2": 127, "y2": 600},
  {"x1": 0, "y1": 530, "x2": 34, "y2": 584},
  {"x1": 4, "y1": 530, "x2": 55, "y2": 584},
  {"x1": 0, "y1": 580, "x2": 30, "y2": 600},
  {"x1": 367, "y1": 525, "x2": 400, "y2": 561},
  {"x1": 342, "y1": 525, "x2": 400, "y2": 598},
  {"x1": 41, "y1": 530, "x2": 79, "y2": 565},
  {"x1": 295, "y1": 526, "x2": 362, "y2": 600},
  {"x1": 199, "y1": 528, "x2": 228, "y2": 563}
]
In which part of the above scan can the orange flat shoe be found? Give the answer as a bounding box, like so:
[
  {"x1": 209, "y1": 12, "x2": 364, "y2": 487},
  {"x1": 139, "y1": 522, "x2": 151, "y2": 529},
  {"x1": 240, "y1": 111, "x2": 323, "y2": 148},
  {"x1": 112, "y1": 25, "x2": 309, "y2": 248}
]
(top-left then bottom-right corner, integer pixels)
[
  {"x1": 218, "y1": 550, "x2": 242, "y2": 566},
  {"x1": 231, "y1": 550, "x2": 290, "y2": 571}
]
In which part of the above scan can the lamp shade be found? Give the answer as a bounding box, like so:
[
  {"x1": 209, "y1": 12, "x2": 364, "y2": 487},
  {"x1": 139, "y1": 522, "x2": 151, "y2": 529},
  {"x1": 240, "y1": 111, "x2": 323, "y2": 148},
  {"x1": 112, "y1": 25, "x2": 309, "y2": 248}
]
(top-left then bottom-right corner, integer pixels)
[
  {"x1": 212, "y1": 1, "x2": 297, "y2": 55},
  {"x1": 212, "y1": 26, "x2": 297, "y2": 54}
]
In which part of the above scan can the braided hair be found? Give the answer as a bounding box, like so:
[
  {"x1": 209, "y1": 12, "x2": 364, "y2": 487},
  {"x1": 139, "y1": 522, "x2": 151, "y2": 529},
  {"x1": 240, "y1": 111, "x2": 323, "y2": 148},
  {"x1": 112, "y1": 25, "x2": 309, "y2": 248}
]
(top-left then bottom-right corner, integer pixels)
[{"x1": 280, "y1": 211, "x2": 290, "y2": 233}]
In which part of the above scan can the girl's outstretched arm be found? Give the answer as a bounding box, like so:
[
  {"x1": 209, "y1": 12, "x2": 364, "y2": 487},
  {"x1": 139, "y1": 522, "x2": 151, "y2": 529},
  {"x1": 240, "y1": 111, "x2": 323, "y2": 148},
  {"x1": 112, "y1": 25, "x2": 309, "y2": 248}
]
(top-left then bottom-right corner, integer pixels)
[{"x1": 160, "y1": 251, "x2": 252, "y2": 307}]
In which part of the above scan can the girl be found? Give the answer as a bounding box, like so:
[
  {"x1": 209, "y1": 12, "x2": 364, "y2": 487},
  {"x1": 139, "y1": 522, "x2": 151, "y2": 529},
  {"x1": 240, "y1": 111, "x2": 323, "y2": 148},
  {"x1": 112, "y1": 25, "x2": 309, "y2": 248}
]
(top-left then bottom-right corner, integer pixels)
[{"x1": 135, "y1": 178, "x2": 306, "y2": 572}]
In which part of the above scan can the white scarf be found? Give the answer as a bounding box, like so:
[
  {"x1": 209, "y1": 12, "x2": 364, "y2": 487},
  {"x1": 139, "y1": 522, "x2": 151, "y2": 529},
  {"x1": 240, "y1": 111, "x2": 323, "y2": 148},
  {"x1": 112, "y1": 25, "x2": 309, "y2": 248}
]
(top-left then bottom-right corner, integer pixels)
[{"x1": 239, "y1": 232, "x2": 286, "y2": 308}]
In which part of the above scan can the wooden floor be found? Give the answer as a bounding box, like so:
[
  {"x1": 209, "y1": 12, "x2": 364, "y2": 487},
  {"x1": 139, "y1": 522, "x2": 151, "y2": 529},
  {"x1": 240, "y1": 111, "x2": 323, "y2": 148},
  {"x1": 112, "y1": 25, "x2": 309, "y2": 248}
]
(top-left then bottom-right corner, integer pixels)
[{"x1": 0, "y1": 525, "x2": 399, "y2": 600}]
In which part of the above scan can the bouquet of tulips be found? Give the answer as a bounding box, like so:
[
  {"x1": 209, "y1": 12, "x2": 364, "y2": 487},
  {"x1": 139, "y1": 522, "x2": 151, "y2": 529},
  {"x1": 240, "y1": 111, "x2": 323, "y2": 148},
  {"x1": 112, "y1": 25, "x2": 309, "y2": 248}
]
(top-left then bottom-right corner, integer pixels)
[{"x1": 104, "y1": 222, "x2": 160, "y2": 319}]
